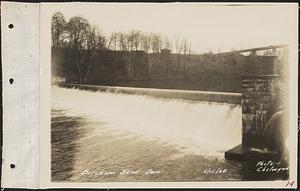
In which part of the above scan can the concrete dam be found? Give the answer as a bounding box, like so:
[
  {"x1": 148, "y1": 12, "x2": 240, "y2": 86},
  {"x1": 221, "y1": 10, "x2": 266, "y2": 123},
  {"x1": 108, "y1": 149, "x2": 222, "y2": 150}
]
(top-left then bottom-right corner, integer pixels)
[{"x1": 53, "y1": 84, "x2": 242, "y2": 156}]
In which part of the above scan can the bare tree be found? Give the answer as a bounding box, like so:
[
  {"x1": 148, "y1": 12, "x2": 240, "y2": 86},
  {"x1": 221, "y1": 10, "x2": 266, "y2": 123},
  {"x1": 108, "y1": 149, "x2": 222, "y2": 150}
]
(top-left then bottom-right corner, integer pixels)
[
  {"x1": 174, "y1": 37, "x2": 183, "y2": 55},
  {"x1": 51, "y1": 11, "x2": 66, "y2": 47},
  {"x1": 188, "y1": 41, "x2": 192, "y2": 55},
  {"x1": 66, "y1": 16, "x2": 91, "y2": 82},
  {"x1": 163, "y1": 36, "x2": 172, "y2": 51},
  {"x1": 95, "y1": 30, "x2": 106, "y2": 50},
  {"x1": 141, "y1": 33, "x2": 151, "y2": 53},
  {"x1": 118, "y1": 32, "x2": 128, "y2": 51},
  {"x1": 132, "y1": 30, "x2": 141, "y2": 51},
  {"x1": 86, "y1": 26, "x2": 97, "y2": 50},
  {"x1": 150, "y1": 33, "x2": 162, "y2": 53},
  {"x1": 107, "y1": 32, "x2": 118, "y2": 50},
  {"x1": 84, "y1": 26, "x2": 107, "y2": 81},
  {"x1": 126, "y1": 31, "x2": 134, "y2": 51},
  {"x1": 181, "y1": 39, "x2": 190, "y2": 77},
  {"x1": 67, "y1": 16, "x2": 90, "y2": 50},
  {"x1": 174, "y1": 37, "x2": 184, "y2": 72}
]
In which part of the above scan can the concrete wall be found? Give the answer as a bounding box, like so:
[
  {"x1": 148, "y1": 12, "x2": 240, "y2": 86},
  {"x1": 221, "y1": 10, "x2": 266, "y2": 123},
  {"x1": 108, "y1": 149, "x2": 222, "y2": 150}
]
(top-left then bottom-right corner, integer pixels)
[
  {"x1": 241, "y1": 51, "x2": 287, "y2": 148},
  {"x1": 242, "y1": 75, "x2": 282, "y2": 147}
]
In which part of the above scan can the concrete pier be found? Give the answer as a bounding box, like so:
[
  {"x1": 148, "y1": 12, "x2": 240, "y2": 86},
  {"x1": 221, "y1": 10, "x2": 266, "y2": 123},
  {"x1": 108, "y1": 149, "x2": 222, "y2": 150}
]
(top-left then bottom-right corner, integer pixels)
[{"x1": 225, "y1": 45, "x2": 288, "y2": 162}]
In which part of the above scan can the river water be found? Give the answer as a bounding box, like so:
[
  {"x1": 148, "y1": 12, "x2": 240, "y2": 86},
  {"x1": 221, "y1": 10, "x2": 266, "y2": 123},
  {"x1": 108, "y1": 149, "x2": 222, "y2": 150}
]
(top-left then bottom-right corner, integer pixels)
[{"x1": 51, "y1": 86, "x2": 245, "y2": 182}]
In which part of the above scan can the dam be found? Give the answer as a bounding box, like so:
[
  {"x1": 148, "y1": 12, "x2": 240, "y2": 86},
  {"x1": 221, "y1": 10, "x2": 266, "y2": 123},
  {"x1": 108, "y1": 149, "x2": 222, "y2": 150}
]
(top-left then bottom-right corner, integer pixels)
[
  {"x1": 51, "y1": 45, "x2": 289, "y2": 182},
  {"x1": 59, "y1": 83, "x2": 242, "y2": 104},
  {"x1": 51, "y1": 81, "x2": 290, "y2": 181},
  {"x1": 52, "y1": 84, "x2": 242, "y2": 156}
]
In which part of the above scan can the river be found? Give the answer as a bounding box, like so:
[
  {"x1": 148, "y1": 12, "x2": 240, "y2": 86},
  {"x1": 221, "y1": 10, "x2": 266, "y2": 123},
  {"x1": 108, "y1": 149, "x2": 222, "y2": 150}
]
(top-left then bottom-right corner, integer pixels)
[{"x1": 51, "y1": 86, "x2": 245, "y2": 182}]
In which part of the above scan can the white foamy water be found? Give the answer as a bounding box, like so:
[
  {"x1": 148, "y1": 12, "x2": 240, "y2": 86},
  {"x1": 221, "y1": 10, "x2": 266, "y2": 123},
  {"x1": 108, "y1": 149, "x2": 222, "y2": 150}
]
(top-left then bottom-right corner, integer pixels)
[{"x1": 52, "y1": 86, "x2": 242, "y2": 156}]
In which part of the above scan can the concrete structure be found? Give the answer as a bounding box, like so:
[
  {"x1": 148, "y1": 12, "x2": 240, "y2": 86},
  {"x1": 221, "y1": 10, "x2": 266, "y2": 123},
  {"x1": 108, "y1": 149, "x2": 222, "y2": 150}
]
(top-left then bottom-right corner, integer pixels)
[
  {"x1": 59, "y1": 83, "x2": 242, "y2": 105},
  {"x1": 225, "y1": 45, "x2": 288, "y2": 161}
]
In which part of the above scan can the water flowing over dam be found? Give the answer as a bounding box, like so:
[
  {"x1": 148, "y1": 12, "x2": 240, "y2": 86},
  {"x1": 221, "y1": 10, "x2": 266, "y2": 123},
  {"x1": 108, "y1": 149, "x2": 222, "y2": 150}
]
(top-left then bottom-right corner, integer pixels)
[{"x1": 52, "y1": 85, "x2": 242, "y2": 156}]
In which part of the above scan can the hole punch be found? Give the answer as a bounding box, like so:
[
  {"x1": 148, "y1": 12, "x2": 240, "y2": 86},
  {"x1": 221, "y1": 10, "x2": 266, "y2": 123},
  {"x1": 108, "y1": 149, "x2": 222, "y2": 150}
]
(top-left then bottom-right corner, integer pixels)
[
  {"x1": 9, "y1": 78, "x2": 14, "y2": 84},
  {"x1": 8, "y1": 24, "x2": 14, "y2": 29},
  {"x1": 10, "y1": 164, "x2": 15, "y2": 169}
]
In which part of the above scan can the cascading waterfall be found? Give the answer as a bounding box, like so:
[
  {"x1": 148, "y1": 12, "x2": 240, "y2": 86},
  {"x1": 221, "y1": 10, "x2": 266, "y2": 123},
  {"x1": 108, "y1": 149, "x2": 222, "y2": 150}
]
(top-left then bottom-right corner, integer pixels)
[{"x1": 52, "y1": 85, "x2": 241, "y2": 156}]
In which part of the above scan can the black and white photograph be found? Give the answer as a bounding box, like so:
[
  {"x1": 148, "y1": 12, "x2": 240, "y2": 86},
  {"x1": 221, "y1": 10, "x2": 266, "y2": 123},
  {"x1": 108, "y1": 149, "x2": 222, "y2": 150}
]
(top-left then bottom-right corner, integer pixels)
[
  {"x1": 48, "y1": 2, "x2": 296, "y2": 184},
  {"x1": 0, "y1": 1, "x2": 297, "y2": 189}
]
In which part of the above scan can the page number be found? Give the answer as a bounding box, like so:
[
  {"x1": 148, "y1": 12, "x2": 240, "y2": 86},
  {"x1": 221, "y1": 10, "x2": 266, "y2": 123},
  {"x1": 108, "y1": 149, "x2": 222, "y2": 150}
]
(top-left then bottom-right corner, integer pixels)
[{"x1": 285, "y1": 181, "x2": 295, "y2": 187}]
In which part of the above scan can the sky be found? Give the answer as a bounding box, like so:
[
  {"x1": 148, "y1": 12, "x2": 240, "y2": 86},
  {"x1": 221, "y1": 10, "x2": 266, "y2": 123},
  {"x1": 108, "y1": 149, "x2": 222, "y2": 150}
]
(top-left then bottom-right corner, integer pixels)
[{"x1": 44, "y1": 3, "x2": 297, "y2": 54}]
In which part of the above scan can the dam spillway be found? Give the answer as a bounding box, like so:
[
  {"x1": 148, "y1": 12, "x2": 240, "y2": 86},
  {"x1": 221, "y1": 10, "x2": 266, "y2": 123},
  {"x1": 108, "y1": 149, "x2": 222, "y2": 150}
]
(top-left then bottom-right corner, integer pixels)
[
  {"x1": 59, "y1": 83, "x2": 242, "y2": 104},
  {"x1": 52, "y1": 84, "x2": 242, "y2": 156}
]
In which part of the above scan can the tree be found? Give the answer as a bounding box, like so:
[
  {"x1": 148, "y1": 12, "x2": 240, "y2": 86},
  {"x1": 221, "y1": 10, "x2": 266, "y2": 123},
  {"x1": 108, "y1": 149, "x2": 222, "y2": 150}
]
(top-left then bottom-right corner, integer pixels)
[
  {"x1": 174, "y1": 37, "x2": 183, "y2": 55},
  {"x1": 181, "y1": 39, "x2": 191, "y2": 78},
  {"x1": 150, "y1": 33, "x2": 162, "y2": 53},
  {"x1": 173, "y1": 37, "x2": 181, "y2": 72},
  {"x1": 67, "y1": 16, "x2": 90, "y2": 50},
  {"x1": 132, "y1": 30, "x2": 141, "y2": 51},
  {"x1": 83, "y1": 26, "x2": 107, "y2": 81},
  {"x1": 163, "y1": 36, "x2": 172, "y2": 51},
  {"x1": 118, "y1": 32, "x2": 128, "y2": 51},
  {"x1": 86, "y1": 26, "x2": 106, "y2": 50},
  {"x1": 65, "y1": 16, "x2": 91, "y2": 82},
  {"x1": 107, "y1": 32, "x2": 118, "y2": 50},
  {"x1": 51, "y1": 11, "x2": 66, "y2": 47},
  {"x1": 141, "y1": 33, "x2": 151, "y2": 53},
  {"x1": 126, "y1": 31, "x2": 134, "y2": 51},
  {"x1": 95, "y1": 30, "x2": 107, "y2": 50}
]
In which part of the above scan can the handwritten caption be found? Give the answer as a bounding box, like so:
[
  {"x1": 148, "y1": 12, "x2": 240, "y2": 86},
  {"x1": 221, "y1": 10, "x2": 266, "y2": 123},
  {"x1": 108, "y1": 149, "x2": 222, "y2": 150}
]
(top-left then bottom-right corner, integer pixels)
[
  {"x1": 80, "y1": 168, "x2": 161, "y2": 176},
  {"x1": 256, "y1": 160, "x2": 288, "y2": 173},
  {"x1": 203, "y1": 168, "x2": 227, "y2": 175}
]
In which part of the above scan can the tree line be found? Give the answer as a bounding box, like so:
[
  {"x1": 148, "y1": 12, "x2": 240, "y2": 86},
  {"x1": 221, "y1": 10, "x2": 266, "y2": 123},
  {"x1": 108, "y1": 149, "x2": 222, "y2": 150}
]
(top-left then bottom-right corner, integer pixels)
[
  {"x1": 51, "y1": 11, "x2": 192, "y2": 54},
  {"x1": 51, "y1": 11, "x2": 195, "y2": 82}
]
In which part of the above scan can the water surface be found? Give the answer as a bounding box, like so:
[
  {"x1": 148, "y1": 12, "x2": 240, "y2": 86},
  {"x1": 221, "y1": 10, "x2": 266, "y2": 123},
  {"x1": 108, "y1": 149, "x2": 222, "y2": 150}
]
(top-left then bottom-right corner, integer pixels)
[{"x1": 51, "y1": 86, "x2": 244, "y2": 182}]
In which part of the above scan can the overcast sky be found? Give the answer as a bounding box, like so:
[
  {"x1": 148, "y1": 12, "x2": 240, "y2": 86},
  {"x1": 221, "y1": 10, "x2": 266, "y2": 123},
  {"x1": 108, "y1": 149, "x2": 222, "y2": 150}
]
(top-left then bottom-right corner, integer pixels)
[{"x1": 45, "y1": 3, "x2": 297, "y2": 54}]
